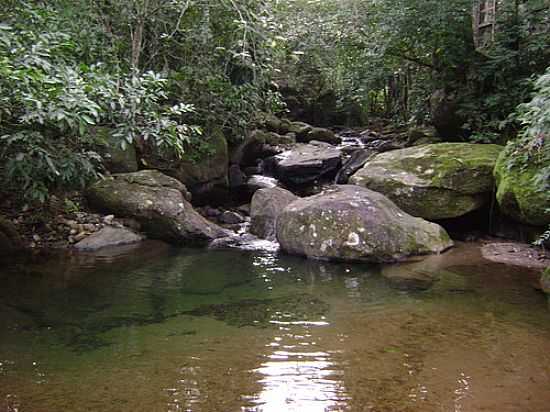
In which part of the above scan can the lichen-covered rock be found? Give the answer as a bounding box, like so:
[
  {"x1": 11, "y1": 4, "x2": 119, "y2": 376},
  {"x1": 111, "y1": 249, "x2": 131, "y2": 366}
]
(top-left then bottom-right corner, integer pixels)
[
  {"x1": 276, "y1": 185, "x2": 453, "y2": 262},
  {"x1": 0, "y1": 215, "x2": 22, "y2": 256},
  {"x1": 250, "y1": 187, "x2": 298, "y2": 240},
  {"x1": 350, "y1": 143, "x2": 503, "y2": 220},
  {"x1": 86, "y1": 170, "x2": 228, "y2": 245},
  {"x1": 494, "y1": 149, "x2": 550, "y2": 226},
  {"x1": 541, "y1": 267, "x2": 550, "y2": 295},
  {"x1": 273, "y1": 142, "x2": 342, "y2": 186}
]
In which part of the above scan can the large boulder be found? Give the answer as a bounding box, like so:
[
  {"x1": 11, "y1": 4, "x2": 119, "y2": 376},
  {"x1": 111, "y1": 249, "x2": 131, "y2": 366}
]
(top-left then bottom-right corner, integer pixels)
[
  {"x1": 0, "y1": 216, "x2": 23, "y2": 256},
  {"x1": 142, "y1": 128, "x2": 229, "y2": 203},
  {"x1": 231, "y1": 129, "x2": 293, "y2": 168},
  {"x1": 276, "y1": 185, "x2": 453, "y2": 262},
  {"x1": 273, "y1": 142, "x2": 342, "y2": 186},
  {"x1": 494, "y1": 148, "x2": 550, "y2": 226},
  {"x1": 86, "y1": 170, "x2": 228, "y2": 245},
  {"x1": 350, "y1": 143, "x2": 503, "y2": 220},
  {"x1": 250, "y1": 187, "x2": 299, "y2": 240}
]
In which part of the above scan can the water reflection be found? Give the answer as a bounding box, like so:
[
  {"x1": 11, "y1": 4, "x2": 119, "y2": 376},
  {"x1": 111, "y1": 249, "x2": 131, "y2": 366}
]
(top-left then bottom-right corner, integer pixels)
[{"x1": 248, "y1": 320, "x2": 349, "y2": 412}]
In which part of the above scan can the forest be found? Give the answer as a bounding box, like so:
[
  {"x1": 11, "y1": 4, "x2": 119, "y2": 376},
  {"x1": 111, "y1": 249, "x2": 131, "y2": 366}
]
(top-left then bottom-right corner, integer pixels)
[{"x1": 0, "y1": 1, "x2": 550, "y2": 410}]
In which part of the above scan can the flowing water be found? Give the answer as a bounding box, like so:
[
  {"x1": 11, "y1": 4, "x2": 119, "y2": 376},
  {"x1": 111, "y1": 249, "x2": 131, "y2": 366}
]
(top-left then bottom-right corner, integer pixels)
[{"x1": 1, "y1": 241, "x2": 549, "y2": 412}]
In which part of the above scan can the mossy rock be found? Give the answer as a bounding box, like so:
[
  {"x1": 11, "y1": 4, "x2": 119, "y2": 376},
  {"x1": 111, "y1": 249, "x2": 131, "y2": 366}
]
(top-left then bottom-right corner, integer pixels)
[
  {"x1": 350, "y1": 143, "x2": 504, "y2": 220},
  {"x1": 494, "y1": 150, "x2": 550, "y2": 226}
]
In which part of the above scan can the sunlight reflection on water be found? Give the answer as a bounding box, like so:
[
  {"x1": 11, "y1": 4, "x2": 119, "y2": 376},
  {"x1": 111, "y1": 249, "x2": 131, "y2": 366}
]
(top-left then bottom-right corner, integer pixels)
[{"x1": 246, "y1": 320, "x2": 349, "y2": 412}]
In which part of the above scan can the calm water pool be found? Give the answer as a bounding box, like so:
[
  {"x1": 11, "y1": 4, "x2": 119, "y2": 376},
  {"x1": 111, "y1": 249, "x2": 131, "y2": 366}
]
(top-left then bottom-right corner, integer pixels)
[{"x1": 1, "y1": 241, "x2": 549, "y2": 412}]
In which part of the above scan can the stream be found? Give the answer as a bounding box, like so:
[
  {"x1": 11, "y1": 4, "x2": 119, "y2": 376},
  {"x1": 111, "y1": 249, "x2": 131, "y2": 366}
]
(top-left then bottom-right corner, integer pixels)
[{"x1": 1, "y1": 241, "x2": 549, "y2": 411}]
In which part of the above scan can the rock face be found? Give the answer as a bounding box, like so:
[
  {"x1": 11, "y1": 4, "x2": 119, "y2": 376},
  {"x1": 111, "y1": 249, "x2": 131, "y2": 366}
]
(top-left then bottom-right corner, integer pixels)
[
  {"x1": 86, "y1": 170, "x2": 228, "y2": 245},
  {"x1": 74, "y1": 226, "x2": 144, "y2": 251},
  {"x1": 276, "y1": 185, "x2": 453, "y2": 262},
  {"x1": 250, "y1": 187, "x2": 299, "y2": 240},
  {"x1": 350, "y1": 143, "x2": 503, "y2": 220},
  {"x1": 0, "y1": 216, "x2": 22, "y2": 256},
  {"x1": 273, "y1": 142, "x2": 342, "y2": 186},
  {"x1": 494, "y1": 149, "x2": 550, "y2": 226}
]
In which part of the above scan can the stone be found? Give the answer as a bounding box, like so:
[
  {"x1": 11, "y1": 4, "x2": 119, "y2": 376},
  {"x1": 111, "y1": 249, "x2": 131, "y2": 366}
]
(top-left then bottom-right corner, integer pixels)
[
  {"x1": 231, "y1": 130, "x2": 292, "y2": 167},
  {"x1": 481, "y1": 242, "x2": 549, "y2": 269},
  {"x1": 299, "y1": 127, "x2": 341, "y2": 145},
  {"x1": 335, "y1": 149, "x2": 376, "y2": 184},
  {"x1": 382, "y1": 266, "x2": 437, "y2": 291},
  {"x1": 219, "y1": 211, "x2": 245, "y2": 225},
  {"x1": 287, "y1": 122, "x2": 313, "y2": 139},
  {"x1": 74, "y1": 226, "x2": 144, "y2": 251},
  {"x1": 273, "y1": 142, "x2": 342, "y2": 186},
  {"x1": 86, "y1": 170, "x2": 229, "y2": 245},
  {"x1": 494, "y1": 148, "x2": 550, "y2": 226},
  {"x1": 276, "y1": 185, "x2": 453, "y2": 262},
  {"x1": 250, "y1": 187, "x2": 299, "y2": 240},
  {"x1": 350, "y1": 143, "x2": 503, "y2": 220},
  {"x1": 246, "y1": 175, "x2": 279, "y2": 192}
]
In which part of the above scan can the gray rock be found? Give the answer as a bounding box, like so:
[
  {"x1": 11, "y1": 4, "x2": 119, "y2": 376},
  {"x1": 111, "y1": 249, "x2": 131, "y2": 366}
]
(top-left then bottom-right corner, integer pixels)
[
  {"x1": 276, "y1": 185, "x2": 453, "y2": 263},
  {"x1": 299, "y1": 127, "x2": 341, "y2": 145},
  {"x1": 74, "y1": 226, "x2": 144, "y2": 251},
  {"x1": 273, "y1": 142, "x2": 342, "y2": 186},
  {"x1": 250, "y1": 187, "x2": 299, "y2": 240},
  {"x1": 86, "y1": 170, "x2": 229, "y2": 245},
  {"x1": 335, "y1": 149, "x2": 376, "y2": 184}
]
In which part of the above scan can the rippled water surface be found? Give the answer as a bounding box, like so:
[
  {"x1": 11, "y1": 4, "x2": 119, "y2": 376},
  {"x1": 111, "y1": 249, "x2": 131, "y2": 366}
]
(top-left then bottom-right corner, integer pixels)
[{"x1": 1, "y1": 241, "x2": 549, "y2": 412}]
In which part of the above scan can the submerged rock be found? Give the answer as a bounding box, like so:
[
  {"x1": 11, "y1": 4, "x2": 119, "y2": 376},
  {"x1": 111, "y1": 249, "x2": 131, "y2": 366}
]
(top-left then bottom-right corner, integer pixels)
[
  {"x1": 86, "y1": 170, "x2": 229, "y2": 245},
  {"x1": 350, "y1": 143, "x2": 503, "y2": 220},
  {"x1": 276, "y1": 185, "x2": 453, "y2": 262},
  {"x1": 250, "y1": 187, "x2": 298, "y2": 240},
  {"x1": 74, "y1": 226, "x2": 144, "y2": 251},
  {"x1": 382, "y1": 266, "x2": 437, "y2": 291},
  {"x1": 273, "y1": 142, "x2": 342, "y2": 186},
  {"x1": 494, "y1": 148, "x2": 550, "y2": 226}
]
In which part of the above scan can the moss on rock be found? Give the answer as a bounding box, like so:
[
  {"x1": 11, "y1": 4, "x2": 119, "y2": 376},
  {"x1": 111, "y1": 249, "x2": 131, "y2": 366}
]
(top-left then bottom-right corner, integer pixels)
[
  {"x1": 349, "y1": 143, "x2": 503, "y2": 220},
  {"x1": 494, "y1": 150, "x2": 550, "y2": 226}
]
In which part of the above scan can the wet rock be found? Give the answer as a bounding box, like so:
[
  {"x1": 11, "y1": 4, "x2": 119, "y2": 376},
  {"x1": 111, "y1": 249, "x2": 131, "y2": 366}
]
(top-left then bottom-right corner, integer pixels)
[
  {"x1": 276, "y1": 185, "x2": 453, "y2": 263},
  {"x1": 219, "y1": 211, "x2": 245, "y2": 225},
  {"x1": 350, "y1": 143, "x2": 503, "y2": 220},
  {"x1": 335, "y1": 149, "x2": 376, "y2": 184},
  {"x1": 250, "y1": 187, "x2": 299, "y2": 240},
  {"x1": 494, "y1": 146, "x2": 550, "y2": 226},
  {"x1": 246, "y1": 175, "x2": 279, "y2": 192},
  {"x1": 299, "y1": 127, "x2": 341, "y2": 145},
  {"x1": 229, "y1": 164, "x2": 247, "y2": 188},
  {"x1": 86, "y1": 170, "x2": 229, "y2": 245},
  {"x1": 273, "y1": 142, "x2": 342, "y2": 186},
  {"x1": 74, "y1": 227, "x2": 145, "y2": 251},
  {"x1": 231, "y1": 130, "x2": 291, "y2": 167},
  {"x1": 382, "y1": 266, "x2": 437, "y2": 291},
  {"x1": 481, "y1": 242, "x2": 550, "y2": 269}
]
